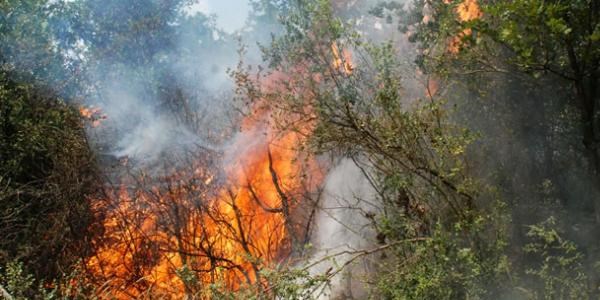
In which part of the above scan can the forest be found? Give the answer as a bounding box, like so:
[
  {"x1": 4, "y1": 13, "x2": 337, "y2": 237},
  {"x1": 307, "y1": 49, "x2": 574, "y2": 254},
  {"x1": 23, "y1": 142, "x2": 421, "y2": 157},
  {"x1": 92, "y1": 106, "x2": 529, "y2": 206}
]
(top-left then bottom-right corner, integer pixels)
[{"x1": 0, "y1": 0, "x2": 599, "y2": 299}]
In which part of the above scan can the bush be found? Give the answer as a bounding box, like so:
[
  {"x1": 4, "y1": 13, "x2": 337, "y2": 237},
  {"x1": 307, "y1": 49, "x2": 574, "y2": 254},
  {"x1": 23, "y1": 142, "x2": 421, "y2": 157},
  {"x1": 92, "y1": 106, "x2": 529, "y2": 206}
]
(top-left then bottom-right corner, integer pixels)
[{"x1": 0, "y1": 71, "x2": 99, "y2": 289}]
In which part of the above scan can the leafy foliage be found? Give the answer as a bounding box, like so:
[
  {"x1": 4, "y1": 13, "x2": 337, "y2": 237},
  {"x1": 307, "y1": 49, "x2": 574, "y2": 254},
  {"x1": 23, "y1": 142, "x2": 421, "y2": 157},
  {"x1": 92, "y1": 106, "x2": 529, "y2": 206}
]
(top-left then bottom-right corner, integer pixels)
[
  {"x1": 232, "y1": 0, "x2": 509, "y2": 298},
  {"x1": 521, "y1": 218, "x2": 591, "y2": 299},
  {"x1": 0, "y1": 72, "x2": 98, "y2": 287},
  {"x1": 2, "y1": 0, "x2": 599, "y2": 298}
]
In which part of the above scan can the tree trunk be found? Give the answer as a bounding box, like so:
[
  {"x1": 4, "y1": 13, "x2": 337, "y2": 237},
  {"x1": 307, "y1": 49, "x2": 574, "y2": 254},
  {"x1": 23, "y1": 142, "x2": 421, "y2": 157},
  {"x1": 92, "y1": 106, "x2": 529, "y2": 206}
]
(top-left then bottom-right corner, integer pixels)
[{"x1": 576, "y1": 75, "x2": 600, "y2": 223}]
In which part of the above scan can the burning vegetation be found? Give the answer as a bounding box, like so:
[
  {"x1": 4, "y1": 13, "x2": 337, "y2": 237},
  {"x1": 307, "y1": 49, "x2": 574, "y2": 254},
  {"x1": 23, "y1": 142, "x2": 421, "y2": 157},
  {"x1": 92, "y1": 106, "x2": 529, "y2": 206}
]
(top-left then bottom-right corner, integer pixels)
[
  {"x1": 81, "y1": 34, "x2": 354, "y2": 297},
  {"x1": 83, "y1": 78, "x2": 326, "y2": 298},
  {"x1": 80, "y1": 106, "x2": 107, "y2": 128},
  {"x1": 2, "y1": 0, "x2": 600, "y2": 299},
  {"x1": 445, "y1": 0, "x2": 482, "y2": 53}
]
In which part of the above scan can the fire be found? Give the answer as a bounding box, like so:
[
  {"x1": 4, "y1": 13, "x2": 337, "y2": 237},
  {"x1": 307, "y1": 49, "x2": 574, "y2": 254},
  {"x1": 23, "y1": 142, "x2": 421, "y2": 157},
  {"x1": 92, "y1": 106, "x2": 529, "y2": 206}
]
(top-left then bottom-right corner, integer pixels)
[
  {"x1": 79, "y1": 105, "x2": 106, "y2": 127},
  {"x1": 419, "y1": 0, "x2": 481, "y2": 99},
  {"x1": 83, "y1": 41, "x2": 353, "y2": 299},
  {"x1": 454, "y1": 0, "x2": 481, "y2": 22},
  {"x1": 84, "y1": 94, "x2": 322, "y2": 299},
  {"x1": 331, "y1": 43, "x2": 354, "y2": 75},
  {"x1": 445, "y1": 0, "x2": 482, "y2": 53}
]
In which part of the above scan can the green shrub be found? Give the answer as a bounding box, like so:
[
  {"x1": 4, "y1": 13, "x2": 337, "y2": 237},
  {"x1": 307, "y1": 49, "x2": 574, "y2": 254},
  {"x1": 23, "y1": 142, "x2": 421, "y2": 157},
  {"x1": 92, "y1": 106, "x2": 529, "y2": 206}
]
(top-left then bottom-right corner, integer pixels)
[{"x1": 0, "y1": 72, "x2": 98, "y2": 289}]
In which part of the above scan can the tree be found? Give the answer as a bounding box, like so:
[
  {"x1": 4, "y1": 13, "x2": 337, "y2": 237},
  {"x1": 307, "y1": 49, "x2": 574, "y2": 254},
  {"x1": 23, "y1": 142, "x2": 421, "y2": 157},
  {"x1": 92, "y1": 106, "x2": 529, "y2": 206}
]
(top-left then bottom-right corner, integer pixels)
[
  {"x1": 0, "y1": 71, "x2": 98, "y2": 286},
  {"x1": 479, "y1": 0, "x2": 600, "y2": 224},
  {"x1": 0, "y1": 0, "x2": 86, "y2": 95},
  {"x1": 380, "y1": 0, "x2": 600, "y2": 220},
  {"x1": 371, "y1": 0, "x2": 600, "y2": 297},
  {"x1": 233, "y1": 0, "x2": 508, "y2": 298}
]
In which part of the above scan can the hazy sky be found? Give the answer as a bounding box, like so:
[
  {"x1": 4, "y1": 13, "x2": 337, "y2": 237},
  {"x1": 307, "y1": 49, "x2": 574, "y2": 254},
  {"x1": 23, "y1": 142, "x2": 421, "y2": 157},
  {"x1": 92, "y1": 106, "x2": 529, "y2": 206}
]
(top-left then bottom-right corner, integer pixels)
[{"x1": 189, "y1": 0, "x2": 252, "y2": 33}]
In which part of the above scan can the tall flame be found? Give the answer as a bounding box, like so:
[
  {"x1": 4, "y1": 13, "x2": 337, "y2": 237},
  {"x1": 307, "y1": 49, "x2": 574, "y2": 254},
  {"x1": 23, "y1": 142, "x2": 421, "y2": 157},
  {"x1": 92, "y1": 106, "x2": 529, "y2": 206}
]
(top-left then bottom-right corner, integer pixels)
[
  {"x1": 85, "y1": 90, "x2": 323, "y2": 299},
  {"x1": 84, "y1": 42, "x2": 354, "y2": 299}
]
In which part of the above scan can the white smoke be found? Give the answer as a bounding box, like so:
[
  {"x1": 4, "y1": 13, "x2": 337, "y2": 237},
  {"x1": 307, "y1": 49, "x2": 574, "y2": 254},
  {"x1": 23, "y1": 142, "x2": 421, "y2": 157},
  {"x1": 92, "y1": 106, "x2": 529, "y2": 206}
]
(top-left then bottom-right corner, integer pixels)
[
  {"x1": 308, "y1": 159, "x2": 380, "y2": 299},
  {"x1": 83, "y1": 0, "x2": 256, "y2": 165}
]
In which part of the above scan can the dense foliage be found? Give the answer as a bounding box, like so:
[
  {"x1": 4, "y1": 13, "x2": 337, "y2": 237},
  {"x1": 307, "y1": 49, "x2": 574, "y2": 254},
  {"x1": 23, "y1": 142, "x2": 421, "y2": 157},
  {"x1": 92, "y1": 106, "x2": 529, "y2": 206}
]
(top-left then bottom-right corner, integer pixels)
[
  {"x1": 238, "y1": 1, "x2": 508, "y2": 298},
  {"x1": 1, "y1": 0, "x2": 600, "y2": 299},
  {"x1": 0, "y1": 0, "x2": 97, "y2": 296},
  {"x1": 0, "y1": 71, "x2": 98, "y2": 290}
]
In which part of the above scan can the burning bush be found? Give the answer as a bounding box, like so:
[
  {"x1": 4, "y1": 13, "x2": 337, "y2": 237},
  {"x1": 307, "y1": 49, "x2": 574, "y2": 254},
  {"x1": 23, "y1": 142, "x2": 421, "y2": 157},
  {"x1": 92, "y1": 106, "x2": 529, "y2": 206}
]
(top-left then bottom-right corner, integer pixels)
[{"x1": 83, "y1": 96, "x2": 325, "y2": 298}]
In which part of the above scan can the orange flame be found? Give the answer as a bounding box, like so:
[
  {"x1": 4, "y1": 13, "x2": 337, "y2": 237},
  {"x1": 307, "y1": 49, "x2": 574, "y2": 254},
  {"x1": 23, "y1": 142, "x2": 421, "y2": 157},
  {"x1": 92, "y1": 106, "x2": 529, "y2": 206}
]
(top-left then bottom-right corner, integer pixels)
[
  {"x1": 454, "y1": 0, "x2": 481, "y2": 21},
  {"x1": 445, "y1": 0, "x2": 482, "y2": 53},
  {"x1": 85, "y1": 81, "x2": 323, "y2": 298},
  {"x1": 420, "y1": 0, "x2": 481, "y2": 99},
  {"x1": 331, "y1": 43, "x2": 354, "y2": 75},
  {"x1": 83, "y1": 40, "x2": 356, "y2": 299},
  {"x1": 79, "y1": 106, "x2": 106, "y2": 127}
]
